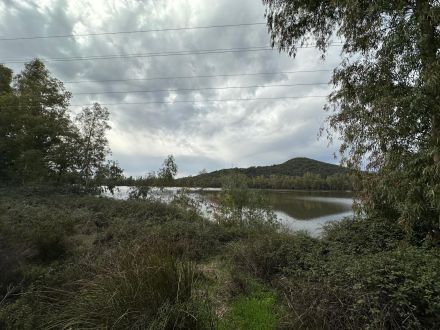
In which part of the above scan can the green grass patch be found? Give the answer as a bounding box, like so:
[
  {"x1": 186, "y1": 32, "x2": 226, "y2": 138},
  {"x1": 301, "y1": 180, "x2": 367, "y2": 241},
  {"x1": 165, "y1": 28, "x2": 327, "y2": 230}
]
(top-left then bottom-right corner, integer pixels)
[{"x1": 218, "y1": 282, "x2": 279, "y2": 330}]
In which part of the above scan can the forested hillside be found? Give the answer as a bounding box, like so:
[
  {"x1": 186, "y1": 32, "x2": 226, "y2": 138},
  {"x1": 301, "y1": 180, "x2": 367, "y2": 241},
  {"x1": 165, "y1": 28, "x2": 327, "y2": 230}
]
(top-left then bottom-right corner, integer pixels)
[{"x1": 176, "y1": 157, "x2": 353, "y2": 190}]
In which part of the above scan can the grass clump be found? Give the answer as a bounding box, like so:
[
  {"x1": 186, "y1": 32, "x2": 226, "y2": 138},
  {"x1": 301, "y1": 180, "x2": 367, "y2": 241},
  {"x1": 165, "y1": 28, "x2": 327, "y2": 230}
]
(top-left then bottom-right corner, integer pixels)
[{"x1": 45, "y1": 244, "x2": 211, "y2": 329}]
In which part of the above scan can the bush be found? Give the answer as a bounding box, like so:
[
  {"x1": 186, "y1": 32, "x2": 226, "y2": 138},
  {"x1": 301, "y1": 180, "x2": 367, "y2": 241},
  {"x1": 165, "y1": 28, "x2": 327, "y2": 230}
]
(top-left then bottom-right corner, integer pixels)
[
  {"x1": 323, "y1": 217, "x2": 405, "y2": 255},
  {"x1": 0, "y1": 198, "x2": 72, "y2": 262},
  {"x1": 229, "y1": 231, "x2": 325, "y2": 281},
  {"x1": 279, "y1": 247, "x2": 440, "y2": 329},
  {"x1": 0, "y1": 296, "x2": 41, "y2": 330}
]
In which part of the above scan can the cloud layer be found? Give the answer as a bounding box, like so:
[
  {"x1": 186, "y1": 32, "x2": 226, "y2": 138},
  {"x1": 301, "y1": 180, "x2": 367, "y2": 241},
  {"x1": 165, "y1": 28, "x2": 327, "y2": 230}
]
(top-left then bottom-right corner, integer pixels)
[{"x1": 0, "y1": 0, "x2": 343, "y2": 176}]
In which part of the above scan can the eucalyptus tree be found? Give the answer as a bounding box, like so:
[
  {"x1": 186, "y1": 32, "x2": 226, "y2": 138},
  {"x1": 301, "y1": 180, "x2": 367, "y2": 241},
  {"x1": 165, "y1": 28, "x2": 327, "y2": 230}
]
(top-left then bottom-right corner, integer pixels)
[
  {"x1": 158, "y1": 154, "x2": 178, "y2": 185},
  {"x1": 262, "y1": 0, "x2": 440, "y2": 239},
  {"x1": 75, "y1": 103, "x2": 111, "y2": 188}
]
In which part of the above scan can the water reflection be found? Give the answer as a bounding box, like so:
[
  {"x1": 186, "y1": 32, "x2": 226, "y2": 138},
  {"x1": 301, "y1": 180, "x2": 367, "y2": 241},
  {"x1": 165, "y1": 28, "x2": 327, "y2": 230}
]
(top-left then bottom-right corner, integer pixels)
[
  {"x1": 104, "y1": 187, "x2": 354, "y2": 237},
  {"x1": 265, "y1": 190, "x2": 353, "y2": 220},
  {"x1": 201, "y1": 189, "x2": 354, "y2": 236}
]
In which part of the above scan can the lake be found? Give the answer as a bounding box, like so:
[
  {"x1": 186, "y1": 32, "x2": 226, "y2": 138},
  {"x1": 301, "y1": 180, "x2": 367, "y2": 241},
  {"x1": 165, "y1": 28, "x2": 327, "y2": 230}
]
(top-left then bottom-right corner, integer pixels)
[
  {"x1": 105, "y1": 187, "x2": 354, "y2": 237},
  {"x1": 201, "y1": 189, "x2": 354, "y2": 236}
]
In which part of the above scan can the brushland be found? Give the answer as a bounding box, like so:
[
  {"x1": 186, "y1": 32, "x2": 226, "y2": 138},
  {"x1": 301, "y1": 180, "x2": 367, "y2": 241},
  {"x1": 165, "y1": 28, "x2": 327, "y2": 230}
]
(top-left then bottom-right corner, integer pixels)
[{"x1": 1, "y1": 183, "x2": 439, "y2": 329}]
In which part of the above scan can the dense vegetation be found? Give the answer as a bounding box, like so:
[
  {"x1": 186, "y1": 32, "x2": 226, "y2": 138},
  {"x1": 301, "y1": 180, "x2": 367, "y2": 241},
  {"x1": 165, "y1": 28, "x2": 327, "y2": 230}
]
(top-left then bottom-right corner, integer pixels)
[
  {"x1": 173, "y1": 157, "x2": 353, "y2": 190},
  {"x1": 176, "y1": 171, "x2": 353, "y2": 191},
  {"x1": 1, "y1": 186, "x2": 439, "y2": 329},
  {"x1": 191, "y1": 157, "x2": 348, "y2": 178}
]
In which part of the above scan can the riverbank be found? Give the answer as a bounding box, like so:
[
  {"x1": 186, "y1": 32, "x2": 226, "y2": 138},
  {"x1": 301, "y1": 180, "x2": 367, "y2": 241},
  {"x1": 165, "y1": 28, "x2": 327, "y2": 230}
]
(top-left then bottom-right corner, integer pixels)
[{"x1": 1, "y1": 188, "x2": 439, "y2": 329}]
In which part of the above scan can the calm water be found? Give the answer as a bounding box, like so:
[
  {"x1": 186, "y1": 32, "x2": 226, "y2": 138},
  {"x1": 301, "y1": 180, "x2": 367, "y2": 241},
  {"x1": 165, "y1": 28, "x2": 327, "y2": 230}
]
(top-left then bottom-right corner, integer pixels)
[
  {"x1": 105, "y1": 187, "x2": 354, "y2": 236},
  {"x1": 264, "y1": 190, "x2": 353, "y2": 235},
  {"x1": 201, "y1": 189, "x2": 354, "y2": 236}
]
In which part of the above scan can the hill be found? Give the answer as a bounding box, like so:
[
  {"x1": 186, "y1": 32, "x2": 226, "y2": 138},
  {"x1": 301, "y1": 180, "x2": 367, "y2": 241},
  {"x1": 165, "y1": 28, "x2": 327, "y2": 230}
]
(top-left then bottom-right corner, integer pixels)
[
  {"x1": 175, "y1": 157, "x2": 351, "y2": 190},
  {"x1": 184, "y1": 157, "x2": 347, "y2": 180}
]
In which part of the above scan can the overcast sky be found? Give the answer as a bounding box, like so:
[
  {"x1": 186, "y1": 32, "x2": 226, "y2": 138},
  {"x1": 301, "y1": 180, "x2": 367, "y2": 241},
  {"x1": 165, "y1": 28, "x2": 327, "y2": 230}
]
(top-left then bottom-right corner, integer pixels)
[{"x1": 0, "y1": 0, "x2": 344, "y2": 177}]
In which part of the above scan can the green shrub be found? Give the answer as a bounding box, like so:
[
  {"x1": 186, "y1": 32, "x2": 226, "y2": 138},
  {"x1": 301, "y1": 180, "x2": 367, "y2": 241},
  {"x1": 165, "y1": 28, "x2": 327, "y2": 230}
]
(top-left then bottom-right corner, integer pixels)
[
  {"x1": 323, "y1": 217, "x2": 405, "y2": 255},
  {"x1": 33, "y1": 227, "x2": 68, "y2": 262},
  {"x1": 279, "y1": 247, "x2": 440, "y2": 329},
  {"x1": 0, "y1": 295, "x2": 41, "y2": 330},
  {"x1": 229, "y1": 231, "x2": 325, "y2": 280}
]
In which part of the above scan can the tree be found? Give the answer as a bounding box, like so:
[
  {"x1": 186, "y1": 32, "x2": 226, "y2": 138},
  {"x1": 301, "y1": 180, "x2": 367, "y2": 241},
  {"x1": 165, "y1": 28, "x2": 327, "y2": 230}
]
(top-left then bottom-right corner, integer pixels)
[
  {"x1": 95, "y1": 160, "x2": 124, "y2": 194},
  {"x1": 0, "y1": 59, "x2": 73, "y2": 183},
  {"x1": 263, "y1": 0, "x2": 440, "y2": 239},
  {"x1": 0, "y1": 65, "x2": 12, "y2": 94},
  {"x1": 220, "y1": 173, "x2": 250, "y2": 212},
  {"x1": 158, "y1": 155, "x2": 178, "y2": 185},
  {"x1": 0, "y1": 65, "x2": 18, "y2": 182},
  {"x1": 75, "y1": 103, "x2": 111, "y2": 188}
]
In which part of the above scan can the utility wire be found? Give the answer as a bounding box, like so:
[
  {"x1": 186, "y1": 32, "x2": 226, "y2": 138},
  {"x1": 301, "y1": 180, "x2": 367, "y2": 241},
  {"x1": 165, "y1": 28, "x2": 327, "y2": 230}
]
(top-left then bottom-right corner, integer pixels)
[
  {"x1": 71, "y1": 82, "x2": 330, "y2": 96},
  {"x1": 0, "y1": 95, "x2": 328, "y2": 108},
  {"x1": 0, "y1": 46, "x2": 271, "y2": 64},
  {"x1": 0, "y1": 44, "x2": 343, "y2": 64},
  {"x1": 70, "y1": 95, "x2": 328, "y2": 107},
  {"x1": 0, "y1": 22, "x2": 267, "y2": 41},
  {"x1": 64, "y1": 69, "x2": 334, "y2": 84}
]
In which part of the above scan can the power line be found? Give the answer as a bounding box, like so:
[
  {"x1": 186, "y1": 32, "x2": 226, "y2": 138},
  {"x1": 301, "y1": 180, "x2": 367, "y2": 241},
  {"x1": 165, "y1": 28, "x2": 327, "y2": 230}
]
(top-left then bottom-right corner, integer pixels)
[
  {"x1": 0, "y1": 44, "x2": 343, "y2": 64},
  {"x1": 64, "y1": 69, "x2": 334, "y2": 84},
  {"x1": 69, "y1": 95, "x2": 328, "y2": 107},
  {"x1": 0, "y1": 46, "x2": 271, "y2": 64},
  {"x1": 1, "y1": 46, "x2": 269, "y2": 64},
  {"x1": 0, "y1": 95, "x2": 328, "y2": 108},
  {"x1": 71, "y1": 82, "x2": 330, "y2": 96},
  {"x1": 0, "y1": 22, "x2": 267, "y2": 41}
]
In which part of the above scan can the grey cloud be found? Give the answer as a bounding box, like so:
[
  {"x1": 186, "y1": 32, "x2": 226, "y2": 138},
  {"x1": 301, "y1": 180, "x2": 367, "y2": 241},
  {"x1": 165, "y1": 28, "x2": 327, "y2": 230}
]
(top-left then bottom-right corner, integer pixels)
[{"x1": 0, "y1": 0, "x2": 343, "y2": 176}]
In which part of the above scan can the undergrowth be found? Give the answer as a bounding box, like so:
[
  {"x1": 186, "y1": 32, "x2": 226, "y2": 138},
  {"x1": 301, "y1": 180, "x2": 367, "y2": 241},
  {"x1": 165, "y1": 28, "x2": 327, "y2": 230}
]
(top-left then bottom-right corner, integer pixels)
[{"x1": 1, "y1": 188, "x2": 439, "y2": 329}]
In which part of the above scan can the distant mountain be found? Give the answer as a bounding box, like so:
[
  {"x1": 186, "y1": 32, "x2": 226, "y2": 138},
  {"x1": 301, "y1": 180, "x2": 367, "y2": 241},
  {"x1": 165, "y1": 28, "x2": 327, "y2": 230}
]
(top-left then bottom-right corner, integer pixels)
[{"x1": 180, "y1": 157, "x2": 348, "y2": 181}]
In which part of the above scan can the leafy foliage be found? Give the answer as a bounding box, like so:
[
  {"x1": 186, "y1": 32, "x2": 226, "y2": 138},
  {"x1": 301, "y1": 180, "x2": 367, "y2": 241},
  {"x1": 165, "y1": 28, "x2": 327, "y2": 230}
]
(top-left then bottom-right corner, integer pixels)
[
  {"x1": 262, "y1": 0, "x2": 440, "y2": 239},
  {"x1": 0, "y1": 59, "x2": 72, "y2": 183},
  {"x1": 214, "y1": 174, "x2": 278, "y2": 229},
  {"x1": 279, "y1": 247, "x2": 440, "y2": 330},
  {"x1": 158, "y1": 154, "x2": 178, "y2": 184},
  {"x1": 75, "y1": 103, "x2": 112, "y2": 187},
  {"x1": 0, "y1": 60, "x2": 121, "y2": 190}
]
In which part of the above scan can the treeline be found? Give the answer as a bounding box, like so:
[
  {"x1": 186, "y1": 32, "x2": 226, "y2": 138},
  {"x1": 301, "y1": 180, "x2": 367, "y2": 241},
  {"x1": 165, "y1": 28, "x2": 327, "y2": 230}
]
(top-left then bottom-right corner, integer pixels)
[
  {"x1": 175, "y1": 172, "x2": 354, "y2": 191},
  {"x1": 0, "y1": 59, "x2": 122, "y2": 190}
]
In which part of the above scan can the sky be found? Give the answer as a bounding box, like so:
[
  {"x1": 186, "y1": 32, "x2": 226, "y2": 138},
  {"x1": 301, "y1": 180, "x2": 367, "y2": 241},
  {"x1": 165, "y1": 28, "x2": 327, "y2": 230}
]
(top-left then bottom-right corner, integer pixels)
[{"x1": 0, "y1": 0, "x2": 344, "y2": 177}]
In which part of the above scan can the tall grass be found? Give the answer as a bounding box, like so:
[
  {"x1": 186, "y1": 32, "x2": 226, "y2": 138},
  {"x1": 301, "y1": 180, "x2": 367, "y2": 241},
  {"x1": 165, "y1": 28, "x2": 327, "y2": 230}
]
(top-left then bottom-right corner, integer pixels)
[{"x1": 44, "y1": 243, "x2": 210, "y2": 329}]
